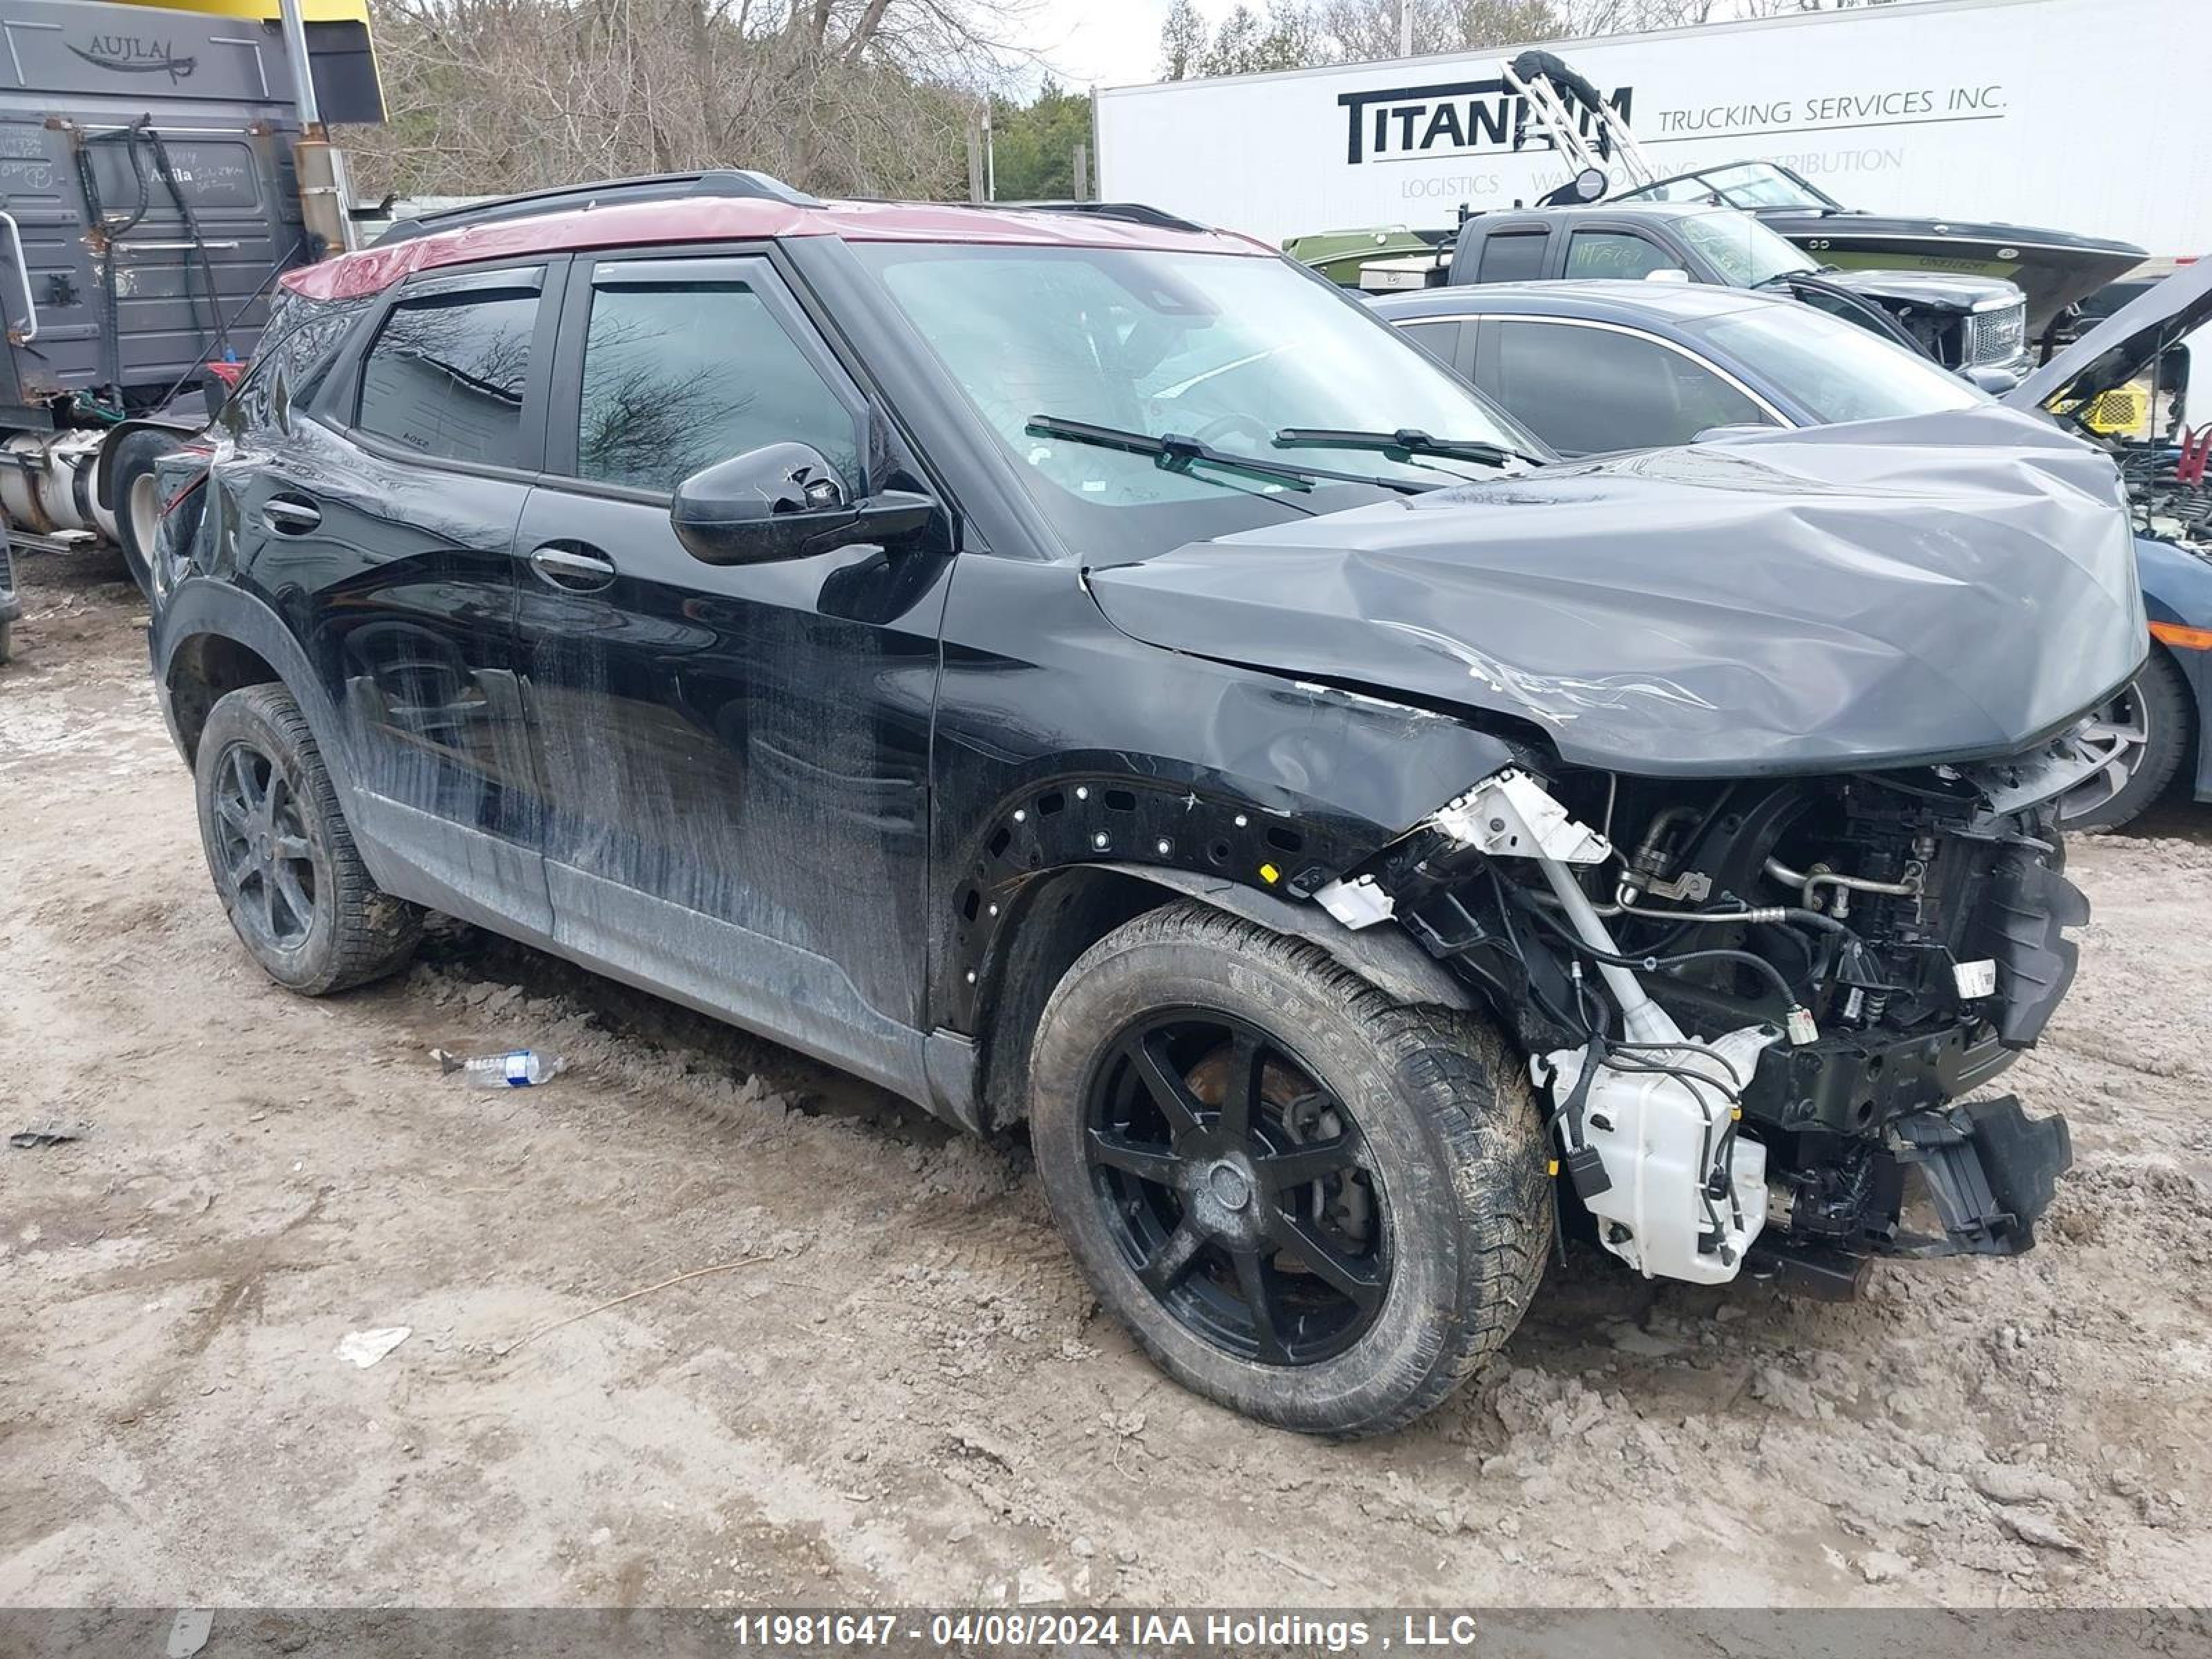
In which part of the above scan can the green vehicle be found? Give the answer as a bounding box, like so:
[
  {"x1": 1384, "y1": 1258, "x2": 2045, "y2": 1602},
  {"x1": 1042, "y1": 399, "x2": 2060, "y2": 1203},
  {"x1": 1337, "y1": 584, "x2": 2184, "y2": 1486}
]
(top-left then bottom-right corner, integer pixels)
[{"x1": 1283, "y1": 225, "x2": 1452, "y2": 287}]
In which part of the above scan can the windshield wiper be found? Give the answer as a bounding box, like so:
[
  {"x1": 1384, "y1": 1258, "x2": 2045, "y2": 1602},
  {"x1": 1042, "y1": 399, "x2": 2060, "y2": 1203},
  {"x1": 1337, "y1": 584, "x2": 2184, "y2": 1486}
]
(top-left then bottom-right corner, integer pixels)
[
  {"x1": 1025, "y1": 415, "x2": 1430, "y2": 496},
  {"x1": 1274, "y1": 427, "x2": 1541, "y2": 469}
]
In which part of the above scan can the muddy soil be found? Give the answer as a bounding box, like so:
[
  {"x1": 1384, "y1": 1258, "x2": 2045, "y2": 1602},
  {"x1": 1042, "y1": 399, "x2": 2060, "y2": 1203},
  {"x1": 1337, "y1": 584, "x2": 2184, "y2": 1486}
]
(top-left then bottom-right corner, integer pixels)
[{"x1": 3, "y1": 553, "x2": 2208, "y2": 1609}]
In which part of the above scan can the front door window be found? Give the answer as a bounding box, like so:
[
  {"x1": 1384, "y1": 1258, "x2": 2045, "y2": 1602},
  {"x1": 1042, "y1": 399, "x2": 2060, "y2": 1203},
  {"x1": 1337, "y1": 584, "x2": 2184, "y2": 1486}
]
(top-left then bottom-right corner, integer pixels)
[{"x1": 574, "y1": 274, "x2": 861, "y2": 493}]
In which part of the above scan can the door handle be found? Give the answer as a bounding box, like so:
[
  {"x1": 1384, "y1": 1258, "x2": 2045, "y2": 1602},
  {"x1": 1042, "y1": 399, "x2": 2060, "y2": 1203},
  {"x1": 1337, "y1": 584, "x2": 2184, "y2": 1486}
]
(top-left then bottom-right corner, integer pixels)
[
  {"x1": 528, "y1": 544, "x2": 617, "y2": 592},
  {"x1": 262, "y1": 496, "x2": 321, "y2": 534}
]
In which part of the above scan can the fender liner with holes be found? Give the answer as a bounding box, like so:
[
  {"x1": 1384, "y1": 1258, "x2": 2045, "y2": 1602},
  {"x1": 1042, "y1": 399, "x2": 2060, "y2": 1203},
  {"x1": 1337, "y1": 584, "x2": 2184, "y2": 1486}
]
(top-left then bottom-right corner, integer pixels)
[{"x1": 1094, "y1": 862, "x2": 1472, "y2": 1011}]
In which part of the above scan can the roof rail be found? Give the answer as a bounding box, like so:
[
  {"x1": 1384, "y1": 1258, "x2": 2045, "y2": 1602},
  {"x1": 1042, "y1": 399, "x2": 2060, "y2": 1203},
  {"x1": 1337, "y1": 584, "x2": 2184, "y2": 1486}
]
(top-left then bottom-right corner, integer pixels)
[
  {"x1": 372, "y1": 169, "x2": 820, "y2": 246},
  {"x1": 991, "y1": 200, "x2": 1211, "y2": 234}
]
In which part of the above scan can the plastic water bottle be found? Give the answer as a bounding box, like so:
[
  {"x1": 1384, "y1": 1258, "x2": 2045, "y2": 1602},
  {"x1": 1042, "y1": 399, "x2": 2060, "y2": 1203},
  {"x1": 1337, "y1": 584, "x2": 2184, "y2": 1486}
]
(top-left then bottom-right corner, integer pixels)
[{"x1": 434, "y1": 1049, "x2": 565, "y2": 1088}]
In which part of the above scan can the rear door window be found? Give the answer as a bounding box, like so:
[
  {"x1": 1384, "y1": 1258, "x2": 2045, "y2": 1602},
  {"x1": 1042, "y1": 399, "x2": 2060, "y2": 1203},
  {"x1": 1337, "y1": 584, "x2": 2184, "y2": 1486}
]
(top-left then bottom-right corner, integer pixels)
[
  {"x1": 223, "y1": 291, "x2": 368, "y2": 437},
  {"x1": 1473, "y1": 319, "x2": 1771, "y2": 455},
  {"x1": 355, "y1": 272, "x2": 543, "y2": 467},
  {"x1": 1475, "y1": 232, "x2": 1548, "y2": 283}
]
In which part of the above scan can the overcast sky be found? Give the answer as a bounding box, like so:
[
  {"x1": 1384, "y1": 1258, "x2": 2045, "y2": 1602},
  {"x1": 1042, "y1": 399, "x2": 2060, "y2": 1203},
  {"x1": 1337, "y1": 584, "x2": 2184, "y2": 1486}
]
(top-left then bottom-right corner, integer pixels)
[{"x1": 1022, "y1": 0, "x2": 1238, "y2": 91}]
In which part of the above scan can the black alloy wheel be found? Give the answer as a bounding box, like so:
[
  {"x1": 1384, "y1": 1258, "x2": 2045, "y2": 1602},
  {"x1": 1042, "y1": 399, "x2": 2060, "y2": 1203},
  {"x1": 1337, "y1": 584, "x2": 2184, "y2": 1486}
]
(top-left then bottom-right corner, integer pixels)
[
  {"x1": 209, "y1": 738, "x2": 321, "y2": 953},
  {"x1": 1084, "y1": 1009, "x2": 1389, "y2": 1367},
  {"x1": 1029, "y1": 901, "x2": 1549, "y2": 1435},
  {"x1": 193, "y1": 684, "x2": 421, "y2": 995}
]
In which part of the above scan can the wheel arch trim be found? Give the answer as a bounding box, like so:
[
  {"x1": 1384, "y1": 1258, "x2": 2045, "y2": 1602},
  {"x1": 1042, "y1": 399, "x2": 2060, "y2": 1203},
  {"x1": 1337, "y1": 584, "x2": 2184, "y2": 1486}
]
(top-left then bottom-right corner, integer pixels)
[
  {"x1": 1099, "y1": 863, "x2": 1473, "y2": 1011},
  {"x1": 153, "y1": 580, "x2": 366, "y2": 817},
  {"x1": 959, "y1": 854, "x2": 1473, "y2": 1136}
]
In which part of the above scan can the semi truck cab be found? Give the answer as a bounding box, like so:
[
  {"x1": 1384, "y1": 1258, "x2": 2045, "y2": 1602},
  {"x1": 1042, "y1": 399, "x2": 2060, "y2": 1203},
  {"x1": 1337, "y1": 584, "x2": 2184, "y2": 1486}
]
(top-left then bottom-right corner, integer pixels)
[{"x1": 0, "y1": 0, "x2": 377, "y2": 591}]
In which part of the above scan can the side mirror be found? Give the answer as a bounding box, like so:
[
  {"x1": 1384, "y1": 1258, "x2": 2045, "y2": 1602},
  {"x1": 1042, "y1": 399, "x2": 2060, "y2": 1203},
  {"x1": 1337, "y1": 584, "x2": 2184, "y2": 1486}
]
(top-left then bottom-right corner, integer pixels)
[
  {"x1": 670, "y1": 442, "x2": 935, "y2": 567},
  {"x1": 1962, "y1": 364, "x2": 2022, "y2": 397},
  {"x1": 1644, "y1": 268, "x2": 1694, "y2": 284}
]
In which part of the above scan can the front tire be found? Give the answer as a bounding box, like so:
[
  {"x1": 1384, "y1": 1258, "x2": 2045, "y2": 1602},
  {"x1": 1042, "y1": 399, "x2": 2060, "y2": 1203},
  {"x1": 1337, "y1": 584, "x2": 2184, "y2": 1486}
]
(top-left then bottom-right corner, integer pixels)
[
  {"x1": 194, "y1": 684, "x2": 421, "y2": 995},
  {"x1": 1029, "y1": 901, "x2": 1548, "y2": 1436},
  {"x1": 2059, "y1": 649, "x2": 2194, "y2": 832}
]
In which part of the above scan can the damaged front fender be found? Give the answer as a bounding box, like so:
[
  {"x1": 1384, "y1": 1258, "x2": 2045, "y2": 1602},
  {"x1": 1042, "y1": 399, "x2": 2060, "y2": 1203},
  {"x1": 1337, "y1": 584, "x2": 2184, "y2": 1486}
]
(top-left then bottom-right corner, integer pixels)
[{"x1": 929, "y1": 554, "x2": 1519, "y2": 1034}]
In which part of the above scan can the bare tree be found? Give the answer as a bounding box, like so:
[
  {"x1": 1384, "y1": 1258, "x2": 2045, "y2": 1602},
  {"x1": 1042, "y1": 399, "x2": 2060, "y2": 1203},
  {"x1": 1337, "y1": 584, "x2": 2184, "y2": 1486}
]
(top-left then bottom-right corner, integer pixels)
[
  {"x1": 1306, "y1": 0, "x2": 1571, "y2": 57},
  {"x1": 1159, "y1": 0, "x2": 1615, "y2": 75},
  {"x1": 1201, "y1": 3, "x2": 1325, "y2": 74},
  {"x1": 347, "y1": 0, "x2": 1040, "y2": 200},
  {"x1": 1151, "y1": 0, "x2": 1914, "y2": 79},
  {"x1": 1558, "y1": 0, "x2": 1909, "y2": 28},
  {"x1": 1725, "y1": 0, "x2": 1905, "y2": 14},
  {"x1": 1160, "y1": 0, "x2": 1207, "y2": 77}
]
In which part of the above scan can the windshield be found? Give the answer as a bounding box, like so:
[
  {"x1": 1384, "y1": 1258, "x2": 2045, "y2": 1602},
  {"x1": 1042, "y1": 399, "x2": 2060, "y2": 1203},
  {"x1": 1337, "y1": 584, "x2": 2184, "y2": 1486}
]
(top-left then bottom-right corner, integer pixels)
[
  {"x1": 1626, "y1": 162, "x2": 1839, "y2": 212},
  {"x1": 1699, "y1": 162, "x2": 1837, "y2": 209},
  {"x1": 1703, "y1": 303, "x2": 1987, "y2": 425},
  {"x1": 1676, "y1": 209, "x2": 1817, "y2": 287},
  {"x1": 852, "y1": 242, "x2": 1544, "y2": 559}
]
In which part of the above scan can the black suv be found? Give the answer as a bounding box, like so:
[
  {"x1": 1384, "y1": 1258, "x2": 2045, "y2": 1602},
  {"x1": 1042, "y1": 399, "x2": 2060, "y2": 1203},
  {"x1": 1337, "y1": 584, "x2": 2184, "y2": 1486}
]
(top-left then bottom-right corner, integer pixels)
[{"x1": 149, "y1": 171, "x2": 2136, "y2": 1435}]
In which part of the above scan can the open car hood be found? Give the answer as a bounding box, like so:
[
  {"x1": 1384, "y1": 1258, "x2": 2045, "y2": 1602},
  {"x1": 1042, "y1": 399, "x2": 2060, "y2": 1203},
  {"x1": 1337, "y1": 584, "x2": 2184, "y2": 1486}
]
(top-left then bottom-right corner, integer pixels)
[
  {"x1": 2005, "y1": 259, "x2": 2212, "y2": 413},
  {"x1": 1086, "y1": 406, "x2": 2143, "y2": 778},
  {"x1": 1815, "y1": 267, "x2": 2018, "y2": 313}
]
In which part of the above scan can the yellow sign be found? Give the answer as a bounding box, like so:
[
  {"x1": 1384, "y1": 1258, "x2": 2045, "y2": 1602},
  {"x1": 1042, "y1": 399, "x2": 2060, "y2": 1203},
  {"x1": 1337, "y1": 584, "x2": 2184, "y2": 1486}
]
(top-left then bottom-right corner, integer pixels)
[{"x1": 98, "y1": 0, "x2": 372, "y2": 21}]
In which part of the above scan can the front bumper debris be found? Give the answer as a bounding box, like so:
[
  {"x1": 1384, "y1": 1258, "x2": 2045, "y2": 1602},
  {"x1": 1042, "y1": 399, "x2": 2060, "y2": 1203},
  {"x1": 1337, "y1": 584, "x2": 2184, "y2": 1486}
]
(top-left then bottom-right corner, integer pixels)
[{"x1": 1891, "y1": 1095, "x2": 2072, "y2": 1257}]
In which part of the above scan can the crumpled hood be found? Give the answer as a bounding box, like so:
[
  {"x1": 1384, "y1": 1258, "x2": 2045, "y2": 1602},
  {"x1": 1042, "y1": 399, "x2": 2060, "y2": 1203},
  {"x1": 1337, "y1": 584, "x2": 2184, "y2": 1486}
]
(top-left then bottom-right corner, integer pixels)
[{"x1": 1087, "y1": 406, "x2": 2145, "y2": 778}]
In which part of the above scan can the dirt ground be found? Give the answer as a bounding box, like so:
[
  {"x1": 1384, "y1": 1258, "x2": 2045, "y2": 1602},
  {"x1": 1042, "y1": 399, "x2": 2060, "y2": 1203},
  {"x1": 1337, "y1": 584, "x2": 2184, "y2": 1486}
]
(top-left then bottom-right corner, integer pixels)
[{"x1": 3, "y1": 550, "x2": 2209, "y2": 1611}]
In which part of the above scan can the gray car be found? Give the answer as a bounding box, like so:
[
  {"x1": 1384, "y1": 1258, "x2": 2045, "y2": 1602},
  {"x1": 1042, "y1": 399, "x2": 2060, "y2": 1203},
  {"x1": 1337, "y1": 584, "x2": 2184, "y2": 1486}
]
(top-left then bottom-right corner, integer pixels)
[
  {"x1": 1373, "y1": 278, "x2": 1987, "y2": 456},
  {"x1": 1374, "y1": 279, "x2": 2211, "y2": 833}
]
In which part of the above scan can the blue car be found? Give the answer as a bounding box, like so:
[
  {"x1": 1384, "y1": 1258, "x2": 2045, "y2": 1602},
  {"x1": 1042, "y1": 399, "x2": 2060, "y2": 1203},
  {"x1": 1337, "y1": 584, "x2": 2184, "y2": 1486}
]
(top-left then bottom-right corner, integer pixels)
[{"x1": 1374, "y1": 274, "x2": 2212, "y2": 832}]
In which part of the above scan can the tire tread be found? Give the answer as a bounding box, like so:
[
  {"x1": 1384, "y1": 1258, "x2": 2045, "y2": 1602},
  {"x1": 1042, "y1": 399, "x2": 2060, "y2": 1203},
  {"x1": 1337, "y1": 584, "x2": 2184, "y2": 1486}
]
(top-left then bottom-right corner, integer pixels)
[
  {"x1": 1035, "y1": 900, "x2": 1549, "y2": 1436},
  {"x1": 199, "y1": 684, "x2": 420, "y2": 995}
]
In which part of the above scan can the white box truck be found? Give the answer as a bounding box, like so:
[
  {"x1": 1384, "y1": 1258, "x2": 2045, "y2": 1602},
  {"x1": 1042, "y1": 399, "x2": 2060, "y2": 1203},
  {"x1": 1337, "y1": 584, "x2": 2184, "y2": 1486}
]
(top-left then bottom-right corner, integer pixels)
[{"x1": 1094, "y1": 0, "x2": 2207, "y2": 268}]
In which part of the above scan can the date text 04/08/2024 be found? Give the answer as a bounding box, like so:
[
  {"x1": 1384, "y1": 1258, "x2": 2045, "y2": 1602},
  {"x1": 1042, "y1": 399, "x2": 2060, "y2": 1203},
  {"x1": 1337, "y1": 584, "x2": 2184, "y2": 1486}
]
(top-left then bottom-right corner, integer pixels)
[{"x1": 725, "y1": 1612, "x2": 1485, "y2": 1651}]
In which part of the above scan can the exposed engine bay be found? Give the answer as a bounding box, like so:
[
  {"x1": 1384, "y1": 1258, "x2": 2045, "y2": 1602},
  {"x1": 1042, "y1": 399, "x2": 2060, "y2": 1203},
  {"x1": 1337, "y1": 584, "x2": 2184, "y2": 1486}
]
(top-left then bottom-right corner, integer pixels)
[
  {"x1": 1318, "y1": 752, "x2": 2091, "y2": 1297},
  {"x1": 1082, "y1": 403, "x2": 2144, "y2": 1303},
  {"x1": 2009, "y1": 256, "x2": 2212, "y2": 561},
  {"x1": 2119, "y1": 433, "x2": 2212, "y2": 554}
]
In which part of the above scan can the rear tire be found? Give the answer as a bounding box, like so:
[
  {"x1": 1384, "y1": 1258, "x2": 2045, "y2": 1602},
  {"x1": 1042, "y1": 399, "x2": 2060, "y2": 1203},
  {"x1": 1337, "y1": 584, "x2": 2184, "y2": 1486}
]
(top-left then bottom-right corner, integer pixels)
[
  {"x1": 194, "y1": 684, "x2": 421, "y2": 995},
  {"x1": 2060, "y1": 649, "x2": 2193, "y2": 832},
  {"x1": 1029, "y1": 901, "x2": 1548, "y2": 1436},
  {"x1": 110, "y1": 429, "x2": 178, "y2": 603}
]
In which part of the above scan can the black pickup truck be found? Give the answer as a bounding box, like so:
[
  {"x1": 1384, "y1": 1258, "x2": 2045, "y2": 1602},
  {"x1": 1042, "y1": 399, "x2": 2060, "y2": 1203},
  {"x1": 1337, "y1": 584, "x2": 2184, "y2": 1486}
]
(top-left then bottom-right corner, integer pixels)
[{"x1": 1359, "y1": 200, "x2": 2032, "y2": 380}]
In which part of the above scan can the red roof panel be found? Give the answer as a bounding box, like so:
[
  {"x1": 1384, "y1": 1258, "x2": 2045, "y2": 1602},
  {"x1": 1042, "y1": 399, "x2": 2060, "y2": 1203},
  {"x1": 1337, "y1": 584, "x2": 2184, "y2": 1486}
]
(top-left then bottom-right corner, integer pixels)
[{"x1": 283, "y1": 196, "x2": 1266, "y2": 300}]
